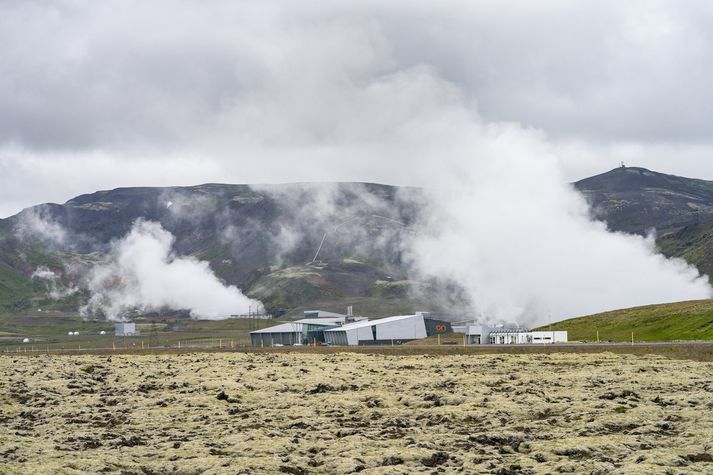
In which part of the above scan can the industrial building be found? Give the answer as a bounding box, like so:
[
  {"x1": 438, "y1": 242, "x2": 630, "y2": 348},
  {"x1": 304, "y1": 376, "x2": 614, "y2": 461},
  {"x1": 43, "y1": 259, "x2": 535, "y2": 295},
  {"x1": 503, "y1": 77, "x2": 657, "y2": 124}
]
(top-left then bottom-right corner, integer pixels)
[
  {"x1": 453, "y1": 324, "x2": 568, "y2": 345},
  {"x1": 323, "y1": 313, "x2": 452, "y2": 346},
  {"x1": 114, "y1": 322, "x2": 139, "y2": 337},
  {"x1": 323, "y1": 314, "x2": 425, "y2": 346},
  {"x1": 250, "y1": 314, "x2": 365, "y2": 346},
  {"x1": 250, "y1": 310, "x2": 453, "y2": 346}
]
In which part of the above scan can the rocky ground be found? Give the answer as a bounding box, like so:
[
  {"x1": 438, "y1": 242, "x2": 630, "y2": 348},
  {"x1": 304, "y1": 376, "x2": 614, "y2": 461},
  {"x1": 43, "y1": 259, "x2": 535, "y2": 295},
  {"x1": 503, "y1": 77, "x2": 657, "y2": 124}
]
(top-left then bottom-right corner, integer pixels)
[{"x1": 1, "y1": 351, "x2": 713, "y2": 474}]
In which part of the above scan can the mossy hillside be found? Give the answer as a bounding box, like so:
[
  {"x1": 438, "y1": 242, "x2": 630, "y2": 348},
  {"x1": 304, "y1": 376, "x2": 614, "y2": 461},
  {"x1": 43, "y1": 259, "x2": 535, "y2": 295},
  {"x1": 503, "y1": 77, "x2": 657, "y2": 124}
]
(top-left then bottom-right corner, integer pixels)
[
  {"x1": 658, "y1": 221, "x2": 713, "y2": 283},
  {"x1": 0, "y1": 260, "x2": 35, "y2": 310},
  {"x1": 540, "y1": 299, "x2": 713, "y2": 342}
]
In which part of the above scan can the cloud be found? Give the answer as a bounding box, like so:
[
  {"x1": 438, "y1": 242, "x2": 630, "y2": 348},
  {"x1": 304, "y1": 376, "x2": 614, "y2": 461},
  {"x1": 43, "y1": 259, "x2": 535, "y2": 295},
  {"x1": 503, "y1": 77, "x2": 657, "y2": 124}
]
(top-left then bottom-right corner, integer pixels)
[
  {"x1": 83, "y1": 220, "x2": 263, "y2": 320},
  {"x1": 2, "y1": 1, "x2": 713, "y2": 218}
]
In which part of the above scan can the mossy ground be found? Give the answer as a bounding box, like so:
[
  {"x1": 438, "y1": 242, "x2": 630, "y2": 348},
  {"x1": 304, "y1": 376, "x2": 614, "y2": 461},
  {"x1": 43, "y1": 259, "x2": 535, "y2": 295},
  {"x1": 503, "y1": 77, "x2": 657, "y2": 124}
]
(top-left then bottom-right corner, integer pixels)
[{"x1": 2, "y1": 352, "x2": 713, "y2": 474}]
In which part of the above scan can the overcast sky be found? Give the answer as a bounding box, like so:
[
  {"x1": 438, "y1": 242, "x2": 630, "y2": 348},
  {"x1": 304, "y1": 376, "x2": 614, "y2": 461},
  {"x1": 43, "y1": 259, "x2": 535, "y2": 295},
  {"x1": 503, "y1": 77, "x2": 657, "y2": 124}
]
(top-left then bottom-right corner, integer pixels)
[{"x1": 2, "y1": 0, "x2": 713, "y2": 217}]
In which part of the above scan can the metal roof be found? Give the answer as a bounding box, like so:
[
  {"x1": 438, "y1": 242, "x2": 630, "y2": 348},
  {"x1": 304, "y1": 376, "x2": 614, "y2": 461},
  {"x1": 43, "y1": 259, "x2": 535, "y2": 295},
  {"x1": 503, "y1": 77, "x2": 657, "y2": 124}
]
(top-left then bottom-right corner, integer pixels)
[
  {"x1": 303, "y1": 310, "x2": 346, "y2": 318},
  {"x1": 250, "y1": 318, "x2": 343, "y2": 334},
  {"x1": 251, "y1": 323, "x2": 305, "y2": 334},
  {"x1": 324, "y1": 314, "x2": 420, "y2": 332}
]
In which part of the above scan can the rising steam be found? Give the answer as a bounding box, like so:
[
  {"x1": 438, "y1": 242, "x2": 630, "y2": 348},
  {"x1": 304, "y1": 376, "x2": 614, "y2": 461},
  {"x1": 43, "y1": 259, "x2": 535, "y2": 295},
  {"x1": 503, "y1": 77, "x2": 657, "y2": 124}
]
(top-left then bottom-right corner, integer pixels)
[
  {"x1": 31, "y1": 266, "x2": 79, "y2": 300},
  {"x1": 404, "y1": 125, "x2": 713, "y2": 324},
  {"x1": 83, "y1": 220, "x2": 263, "y2": 320}
]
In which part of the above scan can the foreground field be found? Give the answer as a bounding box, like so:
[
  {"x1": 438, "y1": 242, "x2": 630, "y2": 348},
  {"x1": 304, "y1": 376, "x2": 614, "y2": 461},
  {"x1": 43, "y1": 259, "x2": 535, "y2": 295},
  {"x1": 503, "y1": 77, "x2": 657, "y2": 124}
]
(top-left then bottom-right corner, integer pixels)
[{"x1": 2, "y1": 352, "x2": 713, "y2": 474}]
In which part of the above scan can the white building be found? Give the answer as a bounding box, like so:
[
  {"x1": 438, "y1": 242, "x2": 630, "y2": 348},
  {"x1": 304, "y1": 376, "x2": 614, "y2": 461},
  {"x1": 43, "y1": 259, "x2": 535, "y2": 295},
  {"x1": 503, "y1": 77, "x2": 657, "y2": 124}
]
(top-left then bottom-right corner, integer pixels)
[
  {"x1": 115, "y1": 322, "x2": 139, "y2": 337},
  {"x1": 324, "y1": 314, "x2": 428, "y2": 346},
  {"x1": 453, "y1": 324, "x2": 568, "y2": 345},
  {"x1": 250, "y1": 317, "x2": 358, "y2": 346}
]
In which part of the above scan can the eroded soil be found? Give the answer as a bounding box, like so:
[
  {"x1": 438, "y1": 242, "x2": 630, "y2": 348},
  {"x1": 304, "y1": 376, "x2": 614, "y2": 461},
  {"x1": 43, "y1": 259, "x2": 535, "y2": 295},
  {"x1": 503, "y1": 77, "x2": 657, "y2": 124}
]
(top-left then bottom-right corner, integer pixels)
[{"x1": 1, "y1": 352, "x2": 713, "y2": 474}]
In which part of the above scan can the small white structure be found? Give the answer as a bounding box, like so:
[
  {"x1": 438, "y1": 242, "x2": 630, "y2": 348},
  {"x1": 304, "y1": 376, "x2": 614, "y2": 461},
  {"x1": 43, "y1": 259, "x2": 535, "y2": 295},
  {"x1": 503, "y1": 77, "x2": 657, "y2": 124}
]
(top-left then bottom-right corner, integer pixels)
[
  {"x1": 531, "y1": 331, "x2": 568, "y2": 344},
  {"x1": 99, "y1": 331, "x2": 106, "y2": 335},
  {"x1": 23, "y1": 338, "x2": 30, "y2": 343},
  {"x1": 115, "y1": 322, "x2": 138, "y2": 337},
  {"x1": 324, "y1": 314, "x2": 428, "y2": 346},
  {"x1": 453, "y1": 324, "x2": 568, "y2": 345}
]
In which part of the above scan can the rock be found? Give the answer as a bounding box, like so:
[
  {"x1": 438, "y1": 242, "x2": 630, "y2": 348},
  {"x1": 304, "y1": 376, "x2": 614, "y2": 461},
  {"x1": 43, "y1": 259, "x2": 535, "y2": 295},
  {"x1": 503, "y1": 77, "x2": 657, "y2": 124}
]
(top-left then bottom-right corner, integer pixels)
[{"x1": 421, "y1": 452, "x2": 449, "y2": 467}]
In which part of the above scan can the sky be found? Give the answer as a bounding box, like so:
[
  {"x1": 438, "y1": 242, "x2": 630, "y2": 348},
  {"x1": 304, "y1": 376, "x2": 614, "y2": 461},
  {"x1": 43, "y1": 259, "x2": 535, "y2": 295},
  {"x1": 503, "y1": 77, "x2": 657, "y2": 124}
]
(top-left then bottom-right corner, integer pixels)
[{"x1": 2, "y1": 0, "x2": 713, "y2": 217}]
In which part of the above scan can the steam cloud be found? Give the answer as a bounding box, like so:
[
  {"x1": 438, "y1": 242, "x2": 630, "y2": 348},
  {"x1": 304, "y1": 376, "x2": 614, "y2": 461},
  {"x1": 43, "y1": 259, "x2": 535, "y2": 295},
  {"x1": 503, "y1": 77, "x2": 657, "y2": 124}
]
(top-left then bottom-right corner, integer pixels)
[
  {"x1": 404, "y1": 132, "x2": 713, "y2": 322},
  {"x1": 16, "y1": 207, "x2": 67, "y2": 246},
  {"x1": 31, "y1": 266, "x2": 79, "y2": 300},
  {"x1": 83, "y1": 220, "x2": 263, "y2": 320}
]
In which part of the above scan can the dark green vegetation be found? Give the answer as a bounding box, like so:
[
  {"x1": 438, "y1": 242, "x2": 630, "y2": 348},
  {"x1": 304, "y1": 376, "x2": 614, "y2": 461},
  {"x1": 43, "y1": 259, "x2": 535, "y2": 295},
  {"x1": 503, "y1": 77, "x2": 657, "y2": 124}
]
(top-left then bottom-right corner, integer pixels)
[{"x1": 538, "y1": 299, "x2": 713, "y2": 342}]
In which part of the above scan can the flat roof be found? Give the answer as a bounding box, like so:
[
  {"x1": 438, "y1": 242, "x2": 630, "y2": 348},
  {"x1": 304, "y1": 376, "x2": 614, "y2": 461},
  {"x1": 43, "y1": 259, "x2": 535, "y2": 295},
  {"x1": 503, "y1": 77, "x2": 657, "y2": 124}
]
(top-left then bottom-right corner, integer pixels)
[{"x1": 324, "y1": 314, "x2": 420, "y2": 332}]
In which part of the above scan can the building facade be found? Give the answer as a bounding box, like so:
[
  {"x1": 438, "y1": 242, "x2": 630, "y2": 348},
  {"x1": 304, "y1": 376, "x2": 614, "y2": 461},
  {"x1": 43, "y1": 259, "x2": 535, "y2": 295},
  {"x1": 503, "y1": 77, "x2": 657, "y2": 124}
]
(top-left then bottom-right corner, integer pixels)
[
  {"x1": 453, "y1": 324, "x2": 568, "y2": 345},
  {"x1": 114, "y1": 323, "x2": 138, "y2": 337},
  {"x1": 250, "y1": 316, "x2": 363, "y2": 346},
  {"x1": 323, "y1": 314, "x2": 429, "y2": 346}
]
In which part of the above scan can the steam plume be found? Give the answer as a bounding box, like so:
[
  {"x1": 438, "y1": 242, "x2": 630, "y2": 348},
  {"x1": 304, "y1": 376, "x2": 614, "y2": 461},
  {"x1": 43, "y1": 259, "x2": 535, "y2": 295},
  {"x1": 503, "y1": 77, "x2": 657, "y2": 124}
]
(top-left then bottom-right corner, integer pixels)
[
  {"x1": 31, "y1": 266, "x2": 79, "y2": 300},
  {"x1": 83, "y1": 220, "x2": 263, "y2": 320}
]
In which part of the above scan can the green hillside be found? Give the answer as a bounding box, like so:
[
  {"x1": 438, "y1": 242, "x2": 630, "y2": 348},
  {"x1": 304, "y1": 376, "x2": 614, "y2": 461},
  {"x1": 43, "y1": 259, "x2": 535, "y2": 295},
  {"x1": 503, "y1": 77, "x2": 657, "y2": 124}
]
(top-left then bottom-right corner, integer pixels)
[
  {"x1": 658, "y1": 221, "x2": 713, "y2": 281},
  {"x1": 541, "y1": 300, "x2": 713, "y2": 342}
]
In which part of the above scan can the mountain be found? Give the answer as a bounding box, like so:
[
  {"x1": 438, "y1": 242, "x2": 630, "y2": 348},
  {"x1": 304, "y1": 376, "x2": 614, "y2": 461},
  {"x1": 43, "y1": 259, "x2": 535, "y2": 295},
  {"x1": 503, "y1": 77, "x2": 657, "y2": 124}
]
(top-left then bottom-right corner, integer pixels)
[
  {"x1": 575, "y1": 166, "x2": 713, "y2": 280},
  {"x1": 574, "y1": 166, "x2": 713, "y2": 235},
  {"x1": 3, "y1": 166, "x2": 713, "y2": 319},
  {"x1": 0, "y1": 182, "x2": 440, "y2": 317}
]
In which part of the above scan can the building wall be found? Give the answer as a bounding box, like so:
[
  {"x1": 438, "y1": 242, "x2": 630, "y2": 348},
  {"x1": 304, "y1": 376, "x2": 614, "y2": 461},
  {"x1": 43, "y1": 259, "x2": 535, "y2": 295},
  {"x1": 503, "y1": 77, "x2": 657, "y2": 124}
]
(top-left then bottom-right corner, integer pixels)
[
  {"x1": 423, "y1": 318, "x2": 452, "y2": 337},
  {"x1": 459, "y1": 326, "x2": 568, "y2": 345},
  {"x1": 531, "y1": 331, "x2": 568, "y2": 343},
  {"x1": 489, "y1": 332, "x2": 532, "y2": 345},
  {"x1": 356, "y1": 326, "x2": 373, "y2": 343},
  {"x1": 250, "y1": 332, "x2": 302, "y2": 346},
  {"x1": 377, "y1": 315, "x2": 427, "y2": 340},
  {"x1": 328, "y1": 316, "x2": 428, "y2": 345},
  {"x1": 115, "y1": 323, "x2": 136, "y2": 337}
]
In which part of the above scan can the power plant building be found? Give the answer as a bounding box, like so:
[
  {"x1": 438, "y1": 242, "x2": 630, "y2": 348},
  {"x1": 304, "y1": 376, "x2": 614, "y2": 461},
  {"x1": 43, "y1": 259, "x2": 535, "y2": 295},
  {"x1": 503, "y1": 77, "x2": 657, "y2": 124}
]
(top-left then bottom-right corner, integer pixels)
[
  {"x1": 324, "y1": 313, "x2": 433, "y2": 346},
  {"x1": 114, "y1": 322, "x2": 138, "y2": 337},
  {"x1": 250, "y1": 316, "x2": 361, "y2": 346},
  {"x1": 454, "y1": 324, "x2": 568, "y2": 345},
  {"x1": 250, "y1": 311, "x2": 453, "y2": 346}
]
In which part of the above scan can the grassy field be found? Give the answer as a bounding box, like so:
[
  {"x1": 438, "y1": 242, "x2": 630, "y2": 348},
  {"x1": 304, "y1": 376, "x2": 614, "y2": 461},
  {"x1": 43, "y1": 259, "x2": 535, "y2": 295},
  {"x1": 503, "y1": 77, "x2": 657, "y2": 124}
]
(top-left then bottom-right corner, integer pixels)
[
  {"x1": 537, "y1": 299, "x2": 713, "y2": 342},
  {"x1": 2, "y1": 351, "x2": 713, "y2": 474},
  {"x1": 0, "y1": 311, "x2": 277, "y2": 352}
]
